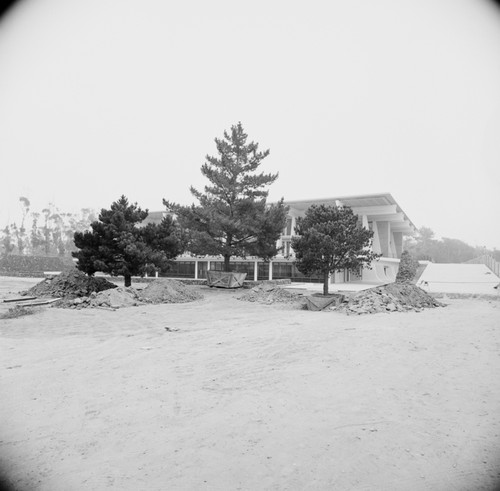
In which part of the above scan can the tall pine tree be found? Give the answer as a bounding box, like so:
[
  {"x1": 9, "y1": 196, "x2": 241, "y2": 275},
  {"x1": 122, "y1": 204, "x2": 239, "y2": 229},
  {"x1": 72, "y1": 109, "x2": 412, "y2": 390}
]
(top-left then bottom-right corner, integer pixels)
[{"x1": 166, "y1": 122, "x2": 288, "y2": 271}]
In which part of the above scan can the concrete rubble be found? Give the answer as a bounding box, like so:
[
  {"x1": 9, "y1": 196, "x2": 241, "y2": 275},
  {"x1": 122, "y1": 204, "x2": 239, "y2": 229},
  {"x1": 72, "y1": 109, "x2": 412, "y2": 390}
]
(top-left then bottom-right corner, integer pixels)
[
  {"x1": 238, "y1": 283, "x2": 306, "y2": 307},
  {"x1": 330, "y1": 282, "x2": 445, "y2": 315}
]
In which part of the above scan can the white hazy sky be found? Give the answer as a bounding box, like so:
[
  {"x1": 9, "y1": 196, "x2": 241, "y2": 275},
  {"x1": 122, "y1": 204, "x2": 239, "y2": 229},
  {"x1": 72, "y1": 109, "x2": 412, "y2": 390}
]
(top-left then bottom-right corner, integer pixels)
[{"x1": 1, "y1": 0, "x2": 500, "y2": 248}]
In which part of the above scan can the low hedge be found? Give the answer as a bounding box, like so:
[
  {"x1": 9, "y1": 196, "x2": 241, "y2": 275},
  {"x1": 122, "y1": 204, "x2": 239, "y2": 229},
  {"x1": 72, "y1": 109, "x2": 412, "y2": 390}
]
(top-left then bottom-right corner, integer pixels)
[{"x1": 0, "y1": 255, "x2": 76, "y2": 277}]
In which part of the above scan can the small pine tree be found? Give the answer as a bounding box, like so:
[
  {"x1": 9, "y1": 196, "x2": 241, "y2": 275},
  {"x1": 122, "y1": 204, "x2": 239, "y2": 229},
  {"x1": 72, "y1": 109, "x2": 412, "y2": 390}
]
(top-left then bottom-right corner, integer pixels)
[
  {"x1": 396, "y1": 250, "x2": 419, "y2": 283},
  {"x1": 292, "y1": 204, "x2": 380, "y2": 295},
  {"x1": 73, "y1": 196, "x2": 183, "y2": 286},
  {"x1": 166, "y1": 122, "x2": 288, "y2": 271}
]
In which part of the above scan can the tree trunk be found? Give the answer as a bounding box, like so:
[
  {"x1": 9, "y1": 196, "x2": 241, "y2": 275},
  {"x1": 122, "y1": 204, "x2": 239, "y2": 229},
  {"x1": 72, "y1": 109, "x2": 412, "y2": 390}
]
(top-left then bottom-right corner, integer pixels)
[
  {"x1": 124, "y1": 274, "x2": 132, "y2": 287},
  {"x1": 323, "y1": 271, "x2": 329, "y2": 296},
  {"x1": 224, "y1": 255, "x2": 231, "y2": 272}
]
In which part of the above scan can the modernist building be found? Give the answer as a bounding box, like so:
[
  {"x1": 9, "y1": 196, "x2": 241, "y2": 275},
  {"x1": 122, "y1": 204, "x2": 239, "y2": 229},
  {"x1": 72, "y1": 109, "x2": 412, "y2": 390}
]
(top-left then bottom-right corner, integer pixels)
[
  {"x1": 149, "y1": 192, "x2": 417, "y2": 285},
  {"x1": 276, "y1": 192, "x2": 417, "y2": 285}
]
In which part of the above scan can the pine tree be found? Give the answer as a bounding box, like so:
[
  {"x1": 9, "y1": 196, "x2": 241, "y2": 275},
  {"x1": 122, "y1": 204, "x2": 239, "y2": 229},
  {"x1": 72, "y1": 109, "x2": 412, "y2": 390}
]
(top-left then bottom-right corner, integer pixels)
[
  {"x1": 73, "y1": 196, "x2": 183, "y2": 286},
  {"x1": 292, "y1": 204, "x2": 380, "y2": 295},
  {"x1": 166, "y1": 122, "x2": 288, "y2": 271}
]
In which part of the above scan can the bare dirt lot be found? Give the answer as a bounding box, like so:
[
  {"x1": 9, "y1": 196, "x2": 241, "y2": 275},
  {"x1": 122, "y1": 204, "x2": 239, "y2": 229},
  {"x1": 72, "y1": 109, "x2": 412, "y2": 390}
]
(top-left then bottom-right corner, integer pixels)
[{"x1": 1, "y1": 277, "x2": 500, "y2": 490}]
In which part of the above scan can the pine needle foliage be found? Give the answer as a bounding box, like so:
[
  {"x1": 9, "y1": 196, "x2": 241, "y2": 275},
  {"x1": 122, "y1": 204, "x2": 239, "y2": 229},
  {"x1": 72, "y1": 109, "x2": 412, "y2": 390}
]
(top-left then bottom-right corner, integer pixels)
[
  {"x1": 292, "y1": 204, "x2": 380, "y2": 295},
  {"x1": 166, "y1": 123, "x2": 288, "y2": 271},
  {"x1": 73, "y1": 196, "x2": 184, "y2": 286}
]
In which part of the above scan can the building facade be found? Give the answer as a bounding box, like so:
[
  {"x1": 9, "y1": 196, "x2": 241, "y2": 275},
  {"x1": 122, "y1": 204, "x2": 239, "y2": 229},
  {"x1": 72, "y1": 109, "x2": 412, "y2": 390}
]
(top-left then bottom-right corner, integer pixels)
[
  {"x1": 276, "y1": 192, "x2": 416, "y2": 285},
  {"x1": 151, "y1": 192, "x2": 416, "y2": 285}
]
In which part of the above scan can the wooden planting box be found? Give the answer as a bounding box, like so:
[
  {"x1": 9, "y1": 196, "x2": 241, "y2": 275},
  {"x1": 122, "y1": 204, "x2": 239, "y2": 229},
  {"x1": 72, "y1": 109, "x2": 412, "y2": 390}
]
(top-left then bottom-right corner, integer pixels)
[
  {"x1": 206, "y1": 271, "x2": 247, "y2": 288},
  {"x1": 306, "y1": 293, "x2": 345, "y2": 311}
]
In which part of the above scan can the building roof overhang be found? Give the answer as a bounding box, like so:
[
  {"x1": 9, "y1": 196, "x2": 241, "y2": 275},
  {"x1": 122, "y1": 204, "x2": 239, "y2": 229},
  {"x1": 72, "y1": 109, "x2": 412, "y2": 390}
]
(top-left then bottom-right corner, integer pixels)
[{"x1": 283, "y1": 192, "x2": 417, "y2": 235}]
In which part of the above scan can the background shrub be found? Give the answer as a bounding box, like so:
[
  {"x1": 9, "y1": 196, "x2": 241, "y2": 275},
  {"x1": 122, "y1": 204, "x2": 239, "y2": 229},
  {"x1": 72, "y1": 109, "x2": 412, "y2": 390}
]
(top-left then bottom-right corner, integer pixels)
[{"x1": 396, "y1": 250, "x2": 419, "y2": 283}]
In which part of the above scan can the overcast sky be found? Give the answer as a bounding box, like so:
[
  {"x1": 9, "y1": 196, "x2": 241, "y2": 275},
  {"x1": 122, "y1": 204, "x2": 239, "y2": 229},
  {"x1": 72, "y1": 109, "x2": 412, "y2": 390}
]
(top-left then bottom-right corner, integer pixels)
[{"x1": 1, "y1": 0, "x2": 500, "y2": 248}]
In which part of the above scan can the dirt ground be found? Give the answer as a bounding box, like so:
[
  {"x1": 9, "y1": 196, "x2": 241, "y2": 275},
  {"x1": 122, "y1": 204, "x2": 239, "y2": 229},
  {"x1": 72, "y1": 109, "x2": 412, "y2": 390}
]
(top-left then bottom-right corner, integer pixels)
[{"x1": 1, "y1": 277, "x2": 500, "y2": 491}]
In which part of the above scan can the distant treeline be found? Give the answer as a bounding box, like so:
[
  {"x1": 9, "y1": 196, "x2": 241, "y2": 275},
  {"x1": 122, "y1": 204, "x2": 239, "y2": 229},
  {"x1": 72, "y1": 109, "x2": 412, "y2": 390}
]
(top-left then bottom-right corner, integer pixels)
[
  {"x1": 404, "y1": 226, "x2": 500, "y2": 263},
  {"x1": 1, "y1": 197, "x2": 96, "y2": 257}
]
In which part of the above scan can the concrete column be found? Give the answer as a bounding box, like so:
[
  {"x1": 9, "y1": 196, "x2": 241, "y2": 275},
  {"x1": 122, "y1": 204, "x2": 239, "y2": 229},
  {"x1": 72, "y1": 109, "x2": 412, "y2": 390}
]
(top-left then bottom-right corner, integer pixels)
[
  {"x1": 393, "y1": 232, "x2": 403, "y2": 258},
  {"x1": 371, "y1": 221, "x2": 382, "y2": 254},
  {"x1": 268, "y1": 261, "x2": 273, "y2": 281},
  {"x1": 155, "y1": 271, "x2": 159, "y2": 278},
  {"x1": 362, "y1": 214, "x2": 369, "y2": 229},
  {"x1": 207, "y1": 260, "x2": 210, "y2": 271},
  {"x1": 194, "y1": 259, "x2": 198, "y2": 279},
  {"x1": 376, "y1": 221, "x2": 390, "y2": 257},
  {"x1": 389, "y1": 232, "x2": 397, "y2": 258},
  {"x1": 254, "y1": 260, "x2": 258, "y2": 281}
]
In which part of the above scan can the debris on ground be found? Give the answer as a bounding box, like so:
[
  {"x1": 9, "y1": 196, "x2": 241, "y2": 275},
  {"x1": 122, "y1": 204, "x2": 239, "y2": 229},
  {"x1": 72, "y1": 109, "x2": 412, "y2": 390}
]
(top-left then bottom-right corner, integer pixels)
[
  {"x1": 330, "y1": 282, "x2": 445, "y2": 315},
  {"x1": 23, "y1": 270, "x2": 117, "y2": 299},
  {"x1": 21, "y1": 274, "x2": 202, "y2": 309},
  {"x1": 60, "y1": 279, "x2": 203, "y2": 309},
  {"x1": 137, "y1": 279, "x2": 203, "y2": 304},
  {"x1": 0, "y1": 305, "x2": 38, "y2": 319},
  {"x1": 238, "y1": 284, "x2": 306, "y2": 307},
  {"x1": 64, "y1": 287, "x2": 144, "y2": 309}
]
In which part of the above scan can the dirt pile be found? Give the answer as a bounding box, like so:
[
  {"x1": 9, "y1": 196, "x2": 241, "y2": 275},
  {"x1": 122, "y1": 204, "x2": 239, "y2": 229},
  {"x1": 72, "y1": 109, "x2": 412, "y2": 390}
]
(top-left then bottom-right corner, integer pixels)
[
  {"x1": 64, "y1": 280, "x2": 203, "y2": 309},
  {"x1": 137, "y1": 279, "x2": 203, "y2": 304},
  {"x1": 68, "y1": 287, "x2": 144, "y2": 309},
  {"x1": 238, "y1": 284, "x2": 305, "y2": 306},
  {"x1": 23, "y1": 270, "x2": 117, "y2": 299},
  {"x1": 331, "y1": 282, "x2": 445, "y2": 314}
]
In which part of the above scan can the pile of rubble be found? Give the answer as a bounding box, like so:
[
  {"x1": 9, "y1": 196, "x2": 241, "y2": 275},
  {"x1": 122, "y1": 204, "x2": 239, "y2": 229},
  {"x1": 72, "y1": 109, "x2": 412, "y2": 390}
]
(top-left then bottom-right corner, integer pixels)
[
  {"x1": 66, "y1": 280, "x2": 203, "y2": 309},
  {"x1": 23, "y1": 270, "x2": 117, "y2": 299},
  {"x1": 330, "y1": 282, "x2": 445, "y2": 315},
  {"x1": 24, "y1": 274, "x2": 203, "y2": 309},
  {"x1": 137, "y1": 279, "x2": 203, "y2": 304},
  {"x1": 69, "y1": 287, "x2": 144, "y2": 309},
  {"x1": 238, "y1": 283, "x2": 306, "y2": 307}
]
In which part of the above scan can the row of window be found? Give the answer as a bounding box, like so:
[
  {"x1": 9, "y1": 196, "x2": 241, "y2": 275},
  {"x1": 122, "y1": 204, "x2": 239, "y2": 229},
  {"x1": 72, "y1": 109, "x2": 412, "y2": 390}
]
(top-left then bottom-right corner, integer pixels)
[{"x1": 159, "y1": 260, "x2": 325, "y2": 283}]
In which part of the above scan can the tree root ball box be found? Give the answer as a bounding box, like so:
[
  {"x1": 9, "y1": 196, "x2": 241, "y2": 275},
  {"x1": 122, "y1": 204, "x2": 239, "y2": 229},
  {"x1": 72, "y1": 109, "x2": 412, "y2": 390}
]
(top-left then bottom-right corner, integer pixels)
[
  {"x1": 206, "y1": 271, "x2": 247, "y2": 288},
  {"x1": 306, "y1": 293, "x2": 345, "y2": 311}
]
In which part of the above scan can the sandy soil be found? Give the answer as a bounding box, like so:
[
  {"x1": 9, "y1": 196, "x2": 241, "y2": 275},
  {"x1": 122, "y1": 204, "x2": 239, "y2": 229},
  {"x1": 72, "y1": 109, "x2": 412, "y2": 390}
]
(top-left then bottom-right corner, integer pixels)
[{"x1": 1, "y1": 277, "x2": 500, "y2": 491}]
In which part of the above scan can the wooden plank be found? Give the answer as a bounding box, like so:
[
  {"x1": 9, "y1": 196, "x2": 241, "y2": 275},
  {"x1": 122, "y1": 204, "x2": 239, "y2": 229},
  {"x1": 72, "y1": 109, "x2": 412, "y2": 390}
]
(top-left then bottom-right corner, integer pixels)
[
  {"x1": 16, "y1": 298, "x2": 60, "y2": 307},
  {"x1": 2, "y1": 296, "x2": 38, "y2": 303}
]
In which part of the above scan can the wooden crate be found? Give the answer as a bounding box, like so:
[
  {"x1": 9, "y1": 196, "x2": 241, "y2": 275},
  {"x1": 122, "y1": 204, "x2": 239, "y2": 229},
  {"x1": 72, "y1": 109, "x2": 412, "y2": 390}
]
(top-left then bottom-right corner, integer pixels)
[
  {"x1": 206, "y1": 271, "x2": 247, "y2": 288},
  {"x1": 306, "y1": 293, "x2": 345, "y2": 311}
]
